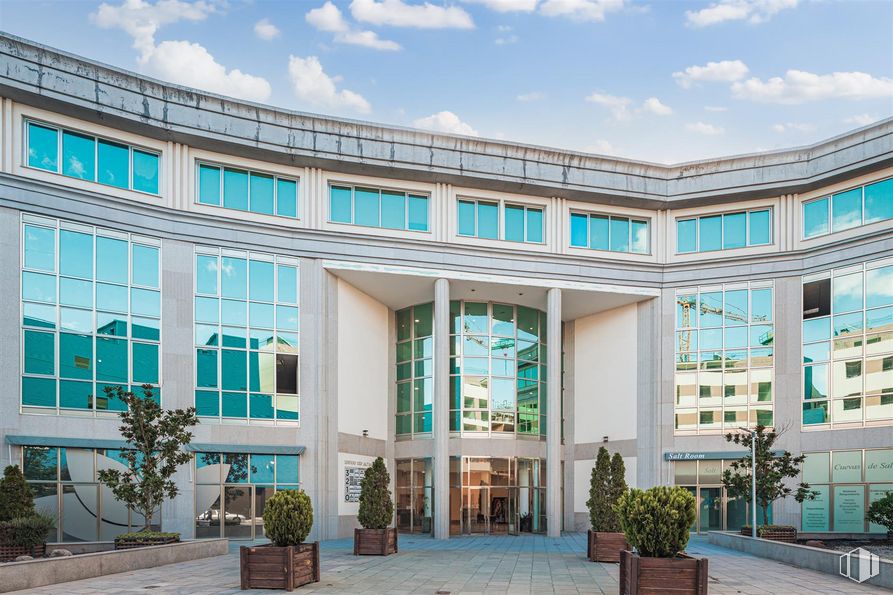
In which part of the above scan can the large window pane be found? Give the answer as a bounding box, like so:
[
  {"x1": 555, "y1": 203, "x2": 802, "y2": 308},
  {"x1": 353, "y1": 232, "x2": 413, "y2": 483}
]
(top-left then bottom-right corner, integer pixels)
[
  {"x1": 62, "y1": 130, "x2": 96, "y2": 181},
  {"x1": 24, "y1": 330, "x2": 55, "y2": 375},
  {"x1": 223, "y1": 168, "x2": 249, "y2": 211},
  {"x1": 60, "y1": 230, "x2": 93, "y2": 279},
  {"x1": 803, "y1": 198, "x2": 829, "y2": 238},
  {"x1": 28, "y1": 122, "x2": 58, "y2": 171},
  {"x1": 221, "y1": 257, "x2": 247, "y2": 299},
  {"x1": 677, "y1": 219, "x2": 697, "y2": 253},
  {"x1": 276, "y1": 354, "x2": 298, "y2": 394},
  {"x1": 96, "y1": 237, "x2": 128, "y2": 284},
  {"x1": 569, "y1": 213, "x2": 588, "y2": 247},
  {"x1": 381, "y1": 191, "x2": 405, "y2": 229},
  {"x1": 477, "y1": 202, "x2": 498, "y2": 239},
  {"x1": 249, "y1": 173, "x2": 274, "y2": 215},
  {"x1": 24, "y1": 225, "x2": 56, "y2": 272},
  {"x1": 132, "y1": 245, "x2": 159, "y2": 288},
  {"x1": 330, "y1": 186, "x2": 352, "y2": 223},
  {"x1": 199, "y1": 164, "x2": 221, "y2": 205},
  {"x1": 749, "y1": 210, "x2": 771, "y2": 245},
  {"x1": 630, "y1": 220, "x2": 648, "y2": 254},
  {"x1": 831, "y1": 188, "x2": 862, "y2": 232},
  {"x1": 278, "y1": 266, "x2": 298, "y2": 304},
  {"x1": 96, "y1": 337, "x2": 127, "y2": 382},
  {"x1": 609, "y1": 217, "x2": 629, "y2": 252},
  {"x1": 864, "y1": 178, "x2": 893, "y2": 224},
  {"x1": 276, "y1": 179, "x2": 298, "y2": 218},
  {"x1": 504, "y1": 205, "x2": 524, "y2": 242},
  {"x1": 98, "y1": 139, "x2": 129, "y2": 189},
  {"x1": 833, "y1": 272, "x2": 863, "y2": 313},
  {"x1": 60, "y1": 333, "x2": 92, "y2": 380},
  {"x1": 590, "y1": 215, "x2": 609, "y2": 250},
  {"x1": 527, "y1": 208, "x2": 543, "y2": 243},
  {"x1": 723, "y1": 212, "x2": 746, "y2": 249},
  {"x1": 249, "y1": 260, "x2": 274, "y2": 302},
  {"x1": 23, "y1": 271, "x2": 56, "y2": 303},
  {"x1": 355, "y1": 188, "x2": 380, "y2": 227},
  {"x1": 866, "y1": 266, "x2": 893, "y2": 309},
  {"x1": 221, "y1": 349, "x2": 248, "y2": 391},
  {"x1": 132, "y1": 150, "x2": 159, "y2": 195},
  {"x1": 22, "y1": 377, "x2": 56, "y2": 407},
  {"x1": 408, "y1": 195, "x2": 428, "y2": 231},
  {"x1": 132, "y1": 342, "x2": 159, "y2": 384},
  {"x1": 699, "y1": 215, "x2": 722, "y2": 251}
]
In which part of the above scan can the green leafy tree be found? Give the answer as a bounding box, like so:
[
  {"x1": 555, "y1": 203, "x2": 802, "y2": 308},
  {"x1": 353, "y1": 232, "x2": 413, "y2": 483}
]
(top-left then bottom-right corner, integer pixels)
[
  {"x1": 722, "y1": 425, "x2": 816, "y2": 527},
  {"x1": 358, "y1": 457, "x2": 394, "y2": 530},
  {"x1": 264, "y1": 490, "x2": 313, "y2": 546},
  {"x1": 586, "y1": 447, "x2": 627, "y2": 532},
  {"x1": 96, "y1": 385, "x2": 198, "y2": 531},
  {"x1": 615, "y1": 486, "x2": 695, "y2": 558},
  {"x1": 0, "y1": 465, "x2": 35, "y2": 522},
  {"x1": 867, "y1": 492, "x2": 893, "y2": 533}
]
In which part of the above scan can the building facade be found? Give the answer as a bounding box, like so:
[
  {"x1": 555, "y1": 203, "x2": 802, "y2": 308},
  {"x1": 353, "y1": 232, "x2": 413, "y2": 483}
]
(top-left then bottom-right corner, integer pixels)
[{"x1": 0, "y1": 34, "x2": 891, "y2": 543}]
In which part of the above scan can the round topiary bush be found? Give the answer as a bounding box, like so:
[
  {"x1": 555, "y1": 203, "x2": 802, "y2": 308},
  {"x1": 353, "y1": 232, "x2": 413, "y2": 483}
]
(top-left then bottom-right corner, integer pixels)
[
  {"x1": 614, "y1": 486, "x2": 696, "y2": 558},
  {"x1": 263, "y1": 490, "x2": 313, "y2": 547},
  {"x1": 358, "y1": 457, "x2": 393, "y2": 530}
]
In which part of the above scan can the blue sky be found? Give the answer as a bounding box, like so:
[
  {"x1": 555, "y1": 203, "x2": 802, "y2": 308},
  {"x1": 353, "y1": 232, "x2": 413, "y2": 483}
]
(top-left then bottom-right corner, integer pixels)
[{"x1": 2, "y1": 0, "x2": 892, "y2": 163}]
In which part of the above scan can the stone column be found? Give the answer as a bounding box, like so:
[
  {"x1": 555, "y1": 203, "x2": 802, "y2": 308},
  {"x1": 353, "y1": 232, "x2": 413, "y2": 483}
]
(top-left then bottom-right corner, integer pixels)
[
  {"x1": 546, "y1": 287, "x2": 562, "y2": 537},
  {"x1": 433, "y1": 278, "x2": 450, "y2": 539}
]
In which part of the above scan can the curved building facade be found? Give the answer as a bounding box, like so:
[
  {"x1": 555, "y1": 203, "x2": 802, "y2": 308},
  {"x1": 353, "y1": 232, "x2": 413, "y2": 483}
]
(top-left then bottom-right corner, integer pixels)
[{"x1": 1, "y1": 34, "x2": 892, "y2": 542}]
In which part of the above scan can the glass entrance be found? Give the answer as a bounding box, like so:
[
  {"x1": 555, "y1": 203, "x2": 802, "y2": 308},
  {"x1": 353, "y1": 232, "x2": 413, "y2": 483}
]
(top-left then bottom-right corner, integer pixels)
[
  {"x1": 699, "y1": 487, "x2": 723, "y2": 532},
  {"x1": 223, "y1": 485, "x2": 252, "y2": 539}
]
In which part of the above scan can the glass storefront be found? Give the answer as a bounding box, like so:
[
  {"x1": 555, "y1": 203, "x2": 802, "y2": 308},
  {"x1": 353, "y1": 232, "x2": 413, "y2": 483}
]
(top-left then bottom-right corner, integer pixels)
[
  {"x1": 801, "y1": 449, "x2": 893, "y2": 533},
  {"x1": 673, "y1": 459, "x2": 766, "y2": 532},
  {"x1": 395, "y1": 458, "x2": 433, "y2": 534},
  {"x1": 449, "y1": 456, "x2": 546, "y2": 535},
  {"x1": 22, "y1": 446, "x2": 160, "y2": 542},
  {"x1": 194, "y1": 452, "x2": 300, "y2": 540}
]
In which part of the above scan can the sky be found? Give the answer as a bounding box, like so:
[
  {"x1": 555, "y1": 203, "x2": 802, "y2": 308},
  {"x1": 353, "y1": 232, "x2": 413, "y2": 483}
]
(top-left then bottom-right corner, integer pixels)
[{"x1": 1, "y1": 0, "x2": 892, "y2": 164}]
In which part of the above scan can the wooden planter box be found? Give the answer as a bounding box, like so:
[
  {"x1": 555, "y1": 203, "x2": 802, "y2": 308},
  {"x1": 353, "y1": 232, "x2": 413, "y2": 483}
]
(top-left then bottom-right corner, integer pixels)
[
  {"x1": 619, "y1": 549, "x2": 708, "y2": 595},
  {"x1": 0, "y1": 543, "x2": 46, "y2": 562},
  {"x1": 114, "y1": 535, "x2": 180, "y2": 550},
  {"x1": 240, "y1": 542, "x2": 320, "y2": 591},
  {"x1": 587, "y1": 530, "x2": 629, "y2": 563},
  {"x1": 740, "y1": 526, "x2": 797, "y2": 543},
  {"x1": 354, "y1": 528, "x2": 398, "y2": 556}
]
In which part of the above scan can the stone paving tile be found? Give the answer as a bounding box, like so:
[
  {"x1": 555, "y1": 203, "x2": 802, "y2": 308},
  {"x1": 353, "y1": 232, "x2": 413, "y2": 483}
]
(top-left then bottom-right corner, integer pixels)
[{"x1": 11, "y1": 533, "x2": 892, "y2": 594}]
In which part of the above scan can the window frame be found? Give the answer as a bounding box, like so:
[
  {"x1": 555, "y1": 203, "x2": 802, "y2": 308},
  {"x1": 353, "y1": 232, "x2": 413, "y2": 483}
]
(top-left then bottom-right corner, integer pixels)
[
  {"x1": 327, "y1": 183, "x2": 430, "y2": 233},
  {"x1": 23, "y1": 118, "x2": 162, "y2": 197},
  {"x1": 194, "y1": 160, "x2": 300, "y2": 219},
  {"x1": 568, "y1": 210, "x2": 650, "y2": 255},
  {"x1": 676, "y1": 208, "x2": 773, "y2": 254},
  {"x1": 801, "y1": 176, "x2": 893, "y2": 240},
  {"x1": 455, "y1": 197, "x2": 546, "y2": 244}
]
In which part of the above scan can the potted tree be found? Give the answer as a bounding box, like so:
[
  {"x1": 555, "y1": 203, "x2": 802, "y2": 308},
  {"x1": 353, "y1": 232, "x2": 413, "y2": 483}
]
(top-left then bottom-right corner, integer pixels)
[
  {"x1": 0, "y1": 465, "x2": 55, "y2": 561},
  {"x1": 722, "y1": 425, "x2": 816, "y2": 543},
  {"x1": 95, "y1": 385, "x2": 198, "y2": 549},
  {"x1": 867, "y1": 492, "x2": 893, "y2": 542},
  {"x1": 586, "y1": 447, "x2": 628, "y2": 562},
  {"x1": 354, "y1": 457, "x2": 397, "y2": 556},
  {"x1": 616, "y1": 486, "x2": 706, "y2": 595},
  {"x1": 240, "y1": 489, "x2": 319, "y2": 591}
]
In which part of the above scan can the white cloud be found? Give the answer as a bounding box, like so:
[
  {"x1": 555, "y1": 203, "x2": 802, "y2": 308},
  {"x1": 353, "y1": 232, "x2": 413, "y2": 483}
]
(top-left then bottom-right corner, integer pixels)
[
  {"x1": 685, "y1": 0, "x2": 798, "y2": 27},
  {"x1": 465, "y1": 0, "x2": 538, "y2": 12},
  {"x1": 844, "y1": 114, "x2": 880, "y2": 127},
  {"x1": 307, "y1": 2, "x2": 401, "y2": 50},
  {"x1": 287, "y1": 55, "x2": 371, "y2": 114},
  {"x1": 495, "y1": 34, "x2": 520, "y2": 44},
  {"x1": 586, "y1": 92, "x2": 672, "y2": 121},
  {"x1": 641, "y1": 97, "x2": 673, "y2": 115},
  {"x1": 704, "y1": 105, "x2": 728, "y2": 112},
  {"x1": 142, "y1": 40, "x2": 272, "y2": 101},
  {"x1": 539, "y1": 0, "x2": 625, "y2": 21},
  {"x1": 517, "y1": 91, "x2": 544, "y2": 102},
  {"x1": 673, "y1": 60, "x2": 749, "y2": 88},
  {"x1": 581, "y1": 139, "x2": 615, "y2": 155},
  {"x1": 686, "y1": 121, "x2": 725, "y2": 135},
  {"x1": 350, "y1": 0, "x2": 474, "y2": 29},
  {"x1": 771, "y1": 122, "x2": 816, "y2": 133},
  {"x1": 91, "y1": 0, "x2": 218, "y2": 58},
  {"x1": 254, "y1": 18, "x2": 280, "y2": 40},
  {"x1": 731, "y1": 70, "x2": 893, "y2": 104},
  {"x1": 412, "y1": 111, "x2": 479, "y2": 136}
]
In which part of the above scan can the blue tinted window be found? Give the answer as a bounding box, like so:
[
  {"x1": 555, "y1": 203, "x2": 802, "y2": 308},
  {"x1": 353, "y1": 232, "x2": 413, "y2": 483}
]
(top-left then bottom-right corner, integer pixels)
[
  {"x1": 478, "y1": 202, "x2": 498, "y2": 239},
  {"x1": 590, "y1": 215, "x2": 609, "y2": 250},
  {"x1": 97, "y1": 283, "x2": 128, "y2": 313},
  {"x1": 132, "y1": 150, "x2": 159, "y2": 194},
  {"x1": 196, "y1": 255, "x2": 218, "y2": 295},
  {"x1": 408, "y1": 195, "x2": 428, "y2": 231},
  {"x1": 277, "y1": 179, "x2": 298, "y2": 218},
  {"x1": 458, "y1": 200, "x2": 476, "y2": 236},
  {"x1": 62, "y1": 130, "x2": 95, "y2": 181},
  {"x1": 723, "y1": 212, "x2": 746, "y2": 249},
  {"x1": 132, "y1": 288, "x2": 160, "y2": 317},
  {"x1": 381, "y1": 191, "x2": 405, "y2": 229},
  {"x1": 355, "y1": 188, "x2": 380, "y2": 227},
  {"x1": 221, "y1": 349, "x2": 247, "y2": 391},
  {"x1": 28, "y1": 122, "x2": 58, "y2": 171},
  {"x1": 278, "y1": 266, "x2": 298, "y2": 304},
  {"x1": 60, "y1": 230, "x2": 93, "y2": 279},
  {"x1": 865, "y1": 178, "x2": 893, "y2": 224},
  {"x1": 132, "y1": 342, "x2": 159, "y2": 384},
  {"x1": 251, "y1": 454, "x2": 275, "y2": 482},
  {"x1": 249, "y1": 173, "x2": 274, "y2": 215},
  {"x1": 22, "y1": 271, "x2": 56, "y2": 303},
  {"x1": 132, "y1": 245, "x2": 159, "y2": 288},
  {"x1": 803, "y1": 198, "x2": 829, "y2": 238},
  {"x1": 196, "y1": 349, "x2": 218, "y2": 388},
  {"x1": 98, "y1": 140, "x2": 129, "y2": 189},
  {"x1": 699, "y1": 216, "x2": 722, "y2": 251},
  {"x1": 831, "y1": 188, "x2": 862, "y2": 232},
  {"x1": 504, "y1": 205, "x2": 524, "y2": 242},
  {"x1": 249, "y1": 260, "x2": 275, "y2": 302},
  {"x1": 24, "y1": 330, "x2": 54, "y2": 375},
  {"x1": 195, "y1": 390, "x2": 219, "y2": 416},
  {"x1": 221, "y1": 257, "x2": 247, "y2": 300},
  {"x1": 749, "y1": 210, "x2": 771, "y2": 245},
  {"x1": 223, "y1": 169, "x2": 249, "y2": 211},
  {"x1": 222, "y1": 393, "x2": 247, "y2": 418},
  {"x1": 96, "y1": 237, "x2": 128, "y2": 284},
  {"x1": 569, "y1": 213, "x2": 587, "y2": 247},
  {"x1": 24, "y1": 225, "x2": 55, "y2": 272},
  {"x1": 609, "y1": 217, "x2": 629, "y2": 252},
  {"x1": 22, "y1": 377, "x2": 56, "y2": 407},
  {"x1": 60, "y1": 277, "x2": 92, "y2": 308},
  {"x1": 60, "y1": 380, "x2": 92, "y2": 409},
  {"x1": 630, "y1": 220, "x2": 648, "y2": 254},
  {"x1": 527, "y1": 208, "x2": 543, "y2": 243},
  {"x1": 330, "y1": 186, "x2": 352, "y2": 223},
  {"x1": 276, "y1": 455, "x2": 299, "y2": 484},
  {"x1": 677, "y1": 219, "x2": 696, "y2": 253},
  {"x1": 60, "y1": 332, "x2": 92, "y2": 380},
  {"x1": 199, "y1": 165, "x2": 221, "y2": 205}
]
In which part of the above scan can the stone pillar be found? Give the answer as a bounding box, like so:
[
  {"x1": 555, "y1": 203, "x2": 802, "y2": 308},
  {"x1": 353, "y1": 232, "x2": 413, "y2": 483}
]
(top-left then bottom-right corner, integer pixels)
[
  {"x1": 433, "y1": 278, "x2": 450, "y2": 539},
  {"x1": 546, "y1": 287, "x2": 562, "y2": 537}
]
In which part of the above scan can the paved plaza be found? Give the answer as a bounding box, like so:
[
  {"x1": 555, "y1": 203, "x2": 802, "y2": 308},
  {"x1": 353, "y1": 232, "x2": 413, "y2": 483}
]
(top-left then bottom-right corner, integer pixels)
[{"x1": 14, "y1": 534, "x2": 891, "y2": 594}]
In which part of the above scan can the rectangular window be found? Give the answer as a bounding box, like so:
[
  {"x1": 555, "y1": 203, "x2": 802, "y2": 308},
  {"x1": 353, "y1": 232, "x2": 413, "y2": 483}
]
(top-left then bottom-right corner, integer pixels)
[
  {"x1": 21, "y1": 216, "x2": 161, "y2": 413},
  {"x1": 802, "y1": 177, "x2": 893, "y2": 239},
  {"x1": 569, "y1": 212, "x2": 649, "y2": 254},
  {"x1": 25, "y1": 120, "x2": 160, "y2": 195},
  {"x1": 328, "y1": 185, "x2": 429, "y2": 231},
  {"x1": 459, "y1": 200, "x2": 543, "y2": 243},
  {"x1": 194, "y1": 248, "x2": 300, "y2": 425},
  {"x1": 676, "y1": 209, "x2": 772, "y2": 254},
  {"x1": 196, "y1": 161, "x2": 299, "y2": 219}
]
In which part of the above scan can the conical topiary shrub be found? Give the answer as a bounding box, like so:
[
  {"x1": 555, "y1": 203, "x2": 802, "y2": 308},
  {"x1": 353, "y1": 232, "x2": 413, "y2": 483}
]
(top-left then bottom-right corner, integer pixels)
[
  {"x1": 0, "y1": 465, "x2": 35, "y2": 522},
  {"x1": 585, "y1": 448, "x2": 629, "y2": 562},
  {"x1": 354, "y1": 457, "x2": 398, "y2": 555}
]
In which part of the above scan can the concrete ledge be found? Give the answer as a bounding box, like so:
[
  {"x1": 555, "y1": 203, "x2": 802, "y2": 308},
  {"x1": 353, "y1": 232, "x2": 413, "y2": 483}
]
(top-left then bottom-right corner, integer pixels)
[
  {"x1": 0, "y1": 538, "x2": 228, "y2": 593},
  {"x1": 708, "y1": 531, "x2": 892, "y2": 589}
]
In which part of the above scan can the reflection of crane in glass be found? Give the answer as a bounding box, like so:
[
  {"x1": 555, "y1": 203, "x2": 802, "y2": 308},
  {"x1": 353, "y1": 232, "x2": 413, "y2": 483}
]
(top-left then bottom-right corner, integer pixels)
[{"x1": 676, "y1": 295, "x2": 750, "y2": 353}]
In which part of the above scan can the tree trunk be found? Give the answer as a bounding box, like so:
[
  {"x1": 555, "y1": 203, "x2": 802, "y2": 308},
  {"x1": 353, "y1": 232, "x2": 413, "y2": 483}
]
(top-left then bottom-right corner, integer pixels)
[{"x1": 761, "y1": 505, "x2": 769, "y2": 527}]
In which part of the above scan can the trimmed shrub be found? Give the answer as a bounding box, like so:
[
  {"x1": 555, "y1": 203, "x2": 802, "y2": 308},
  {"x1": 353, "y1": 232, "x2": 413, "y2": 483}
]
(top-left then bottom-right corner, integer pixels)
[
  {"x1": 358, "y1": 458, "x2": 394, "y2": 530},
  {"x1": 114, "y1": 531, "x2": 180, "y2": 542},
  {"x1": 867, "y1": 493, "x2": 893, "y2": 532},
  {"x1": 263, "y1": 490, "x2": 313, "y2": 547},
  {"x1": 0, "y1": 513, "x2": 55, "y2": 548},
  {"x1": 0, "y1": 465, "x2": 35, "y2": 522},
  {"x1": 615, "y1": 486, "x2": 696, "y2": 558}
]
